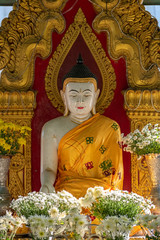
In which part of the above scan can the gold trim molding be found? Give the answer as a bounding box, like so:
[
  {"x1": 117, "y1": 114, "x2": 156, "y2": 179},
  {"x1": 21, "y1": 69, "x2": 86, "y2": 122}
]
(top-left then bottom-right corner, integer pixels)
[
  {"x1": 90, "y1": 0, "x2": 160, "y2": 89},
  {"x1": 124, "y1": 89, "x2": 160, "y2": 197},
  {"x1": 45, "y1": 8, "x2": 116, "y2": 114},
  {"x1": 0, "y1": 91, "x2": 36, "y2": 198},
  {"x1": 0, "y1": 91, "x2": 36, "y2": 114},
  {"x1": 40, "y1": 0, "x2": 67, "y2": 9},
  {"x1": 0, "y1": 0, "x2": 66, "y2": 91}
]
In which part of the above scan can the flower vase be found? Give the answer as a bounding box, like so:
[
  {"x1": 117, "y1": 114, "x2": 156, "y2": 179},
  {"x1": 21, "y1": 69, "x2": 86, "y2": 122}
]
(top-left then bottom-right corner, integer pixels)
[
  {"x1": 0, "y1": 156, "x2": 11, "y2": 216},
  {"x1": 145, "y1": 154, "x2": 160, "y2": 214}
]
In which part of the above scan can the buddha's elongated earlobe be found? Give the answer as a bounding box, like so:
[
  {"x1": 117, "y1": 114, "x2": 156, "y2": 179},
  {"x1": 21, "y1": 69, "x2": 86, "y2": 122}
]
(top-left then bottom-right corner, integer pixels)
[
  {"x1": 92, "y1": 89, "x2": 100, "y2": 115},
  {"x1": 92, "y1": 105, "x2": 96, "y2": 115},
  {"x1": 60, "y1": 90, "x2": 69, "y2": 116}
]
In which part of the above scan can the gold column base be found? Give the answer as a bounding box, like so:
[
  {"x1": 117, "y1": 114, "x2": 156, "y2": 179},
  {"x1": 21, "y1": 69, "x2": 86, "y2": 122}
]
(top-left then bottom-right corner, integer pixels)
[
  {"x1": 0, "y1": 91, "x2": 36, "y2": 199},
  {"x1": 124, "y1": 89, "x2": 160, "y2": 198}
]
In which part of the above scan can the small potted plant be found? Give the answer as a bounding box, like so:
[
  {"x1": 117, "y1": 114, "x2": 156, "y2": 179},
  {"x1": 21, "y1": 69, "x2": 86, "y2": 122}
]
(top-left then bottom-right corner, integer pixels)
[
  {"x1": 121, "y1": 123, "x2": 160, "y2": 213},
  {"x1": 0, "y1": 119, "x2": 31, "y2": 215},
  {"x1": 79, "y1": 186, "x2": 154, "y2": 240},
  {"x1": 9, "y1": 190, "x2": 88, "y2": 239},
  {"x1": 121, "y1": 123, "x2": 160, "y2": 157}
]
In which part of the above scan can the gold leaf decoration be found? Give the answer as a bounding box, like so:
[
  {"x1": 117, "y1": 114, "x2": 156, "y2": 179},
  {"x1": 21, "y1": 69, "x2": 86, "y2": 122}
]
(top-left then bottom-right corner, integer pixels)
[
  {"x1": 0, "y1": 0, "x2": 66, "y2": 90},
  {"x1": 113, "y1": 0, "x2": 159, "y2": 70},
  {"x1": 124, "y1": 89, "x2": 160, "y2": 197},
  {"x1": 45, "y1": 8, "x2": 116, "y2": 114},
  {"x1": 0, "y1": 91, "x2": 35, "y2": 198},
  {"x1": 90, "y1": 0, "x2": 160, "y2": 89}
]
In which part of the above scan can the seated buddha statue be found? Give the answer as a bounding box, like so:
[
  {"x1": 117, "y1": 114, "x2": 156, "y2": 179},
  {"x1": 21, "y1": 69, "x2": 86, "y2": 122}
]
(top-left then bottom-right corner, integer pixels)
[{"x1": 40, "y1": 55, "x2": 124, "y2": 198}]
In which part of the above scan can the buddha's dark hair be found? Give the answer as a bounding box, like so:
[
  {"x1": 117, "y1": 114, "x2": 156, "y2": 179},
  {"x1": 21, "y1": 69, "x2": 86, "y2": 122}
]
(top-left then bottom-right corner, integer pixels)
[{"x1": 62, "y1": 54, "x2": 98, "y2": 84}]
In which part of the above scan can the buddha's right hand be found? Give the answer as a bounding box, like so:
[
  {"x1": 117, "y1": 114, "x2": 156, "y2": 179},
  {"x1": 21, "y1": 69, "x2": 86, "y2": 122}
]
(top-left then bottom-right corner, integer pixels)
[{"x1": 40, "y1": 184, "x2": 55, "y2": 193}]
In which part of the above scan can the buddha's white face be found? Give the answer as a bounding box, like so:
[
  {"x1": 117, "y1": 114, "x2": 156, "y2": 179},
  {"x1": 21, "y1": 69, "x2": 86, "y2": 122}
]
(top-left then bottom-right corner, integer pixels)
[{"x1": 62, "y1": 82, "x2": 99, "y2": 117}]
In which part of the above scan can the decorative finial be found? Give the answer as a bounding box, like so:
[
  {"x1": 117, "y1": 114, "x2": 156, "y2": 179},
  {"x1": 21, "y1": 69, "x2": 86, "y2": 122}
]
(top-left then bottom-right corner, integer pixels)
[{"x1": 77, "y1": 54, "x2": 83, "y2": 64}]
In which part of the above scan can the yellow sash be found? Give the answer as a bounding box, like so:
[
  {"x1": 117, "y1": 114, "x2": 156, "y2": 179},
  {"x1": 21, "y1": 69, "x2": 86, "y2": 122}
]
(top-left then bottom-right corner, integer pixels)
[{"x1": 55, "y1": 113, "x2": 123, "y2": 198}]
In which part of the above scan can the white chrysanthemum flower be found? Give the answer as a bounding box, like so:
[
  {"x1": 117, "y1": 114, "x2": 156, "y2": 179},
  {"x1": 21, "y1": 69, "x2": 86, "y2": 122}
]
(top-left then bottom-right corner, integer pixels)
[
  {"x1": 8, "y1": 224, "x2": 14, "y2": 231},
  {"x1": 47, "y1": 218, "x2": 55, "y2": 226},
  {"x1": 48, "y1": 226, "x2": 56, "y2": 232},
  {"x1": 86, "y1": 187, "x2": 94, "y2": 195},
  {"x1": 93, "y1": 186, "x2": 104, "y2": 199},
  {"x1": 49, "y1": 207, "x2": 59, "y2": 218},
  {"x1": 79, "y1": 194, "x2": 93, "y2": 207},
  {"x1": 76, "y1": 218, "x2": 87, "y2": 227},
  {"x1": 37, "y1": 229, "x2": 47, "y2": 238},
  {"x1": 58, "y1": 211, "x2": 66, "y2": 220}
]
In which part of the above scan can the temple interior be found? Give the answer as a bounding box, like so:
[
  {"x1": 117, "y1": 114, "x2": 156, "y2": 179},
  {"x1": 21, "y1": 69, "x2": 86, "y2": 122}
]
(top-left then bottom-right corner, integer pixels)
[{"x1": 0, "y1": 0, "x2": 160, "y2": 239}]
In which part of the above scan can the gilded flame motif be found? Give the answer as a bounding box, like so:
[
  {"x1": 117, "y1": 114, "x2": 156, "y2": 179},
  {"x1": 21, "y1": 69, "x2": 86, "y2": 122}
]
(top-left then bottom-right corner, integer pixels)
[
  {"x1": 40, "y1": 0, "x2": 67, "y2": 9},
  {"x1": 0, "y1": 0, "x2": 65, "y2": 90},
  {"x1": 91, "y1": 0, "x2": 160, "y2": 89},
  {"x1": 45, "y1": 8, "x2": 116, "y2": 114}
]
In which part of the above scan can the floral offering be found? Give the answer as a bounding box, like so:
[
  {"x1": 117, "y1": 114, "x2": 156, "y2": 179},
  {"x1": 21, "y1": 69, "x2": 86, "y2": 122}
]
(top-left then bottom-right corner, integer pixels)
[
  {"x1": 137, "y1": 214, "x2": 160, "y2": 239},
  {"x1": 62, "y1": 211, "x2": 88, "y2": 240},
  {"x1": 28, "y1": 215, "x2": 65, "y2": 240},
  {"x1": 0, "y1": 211, "x2": 26, "y2": 240},
  {"x1": 121, "y1": 123, "x2": 160, "y2": 156},
  {"x1": 10, "y1": 190, "x2": 88, "y2": 239},
  {"x1": 96, "y1": 216, "x2": 133, "y2": 240},
  {"x1": 4, "y1": 188, "x2": 156, "y2": 240},
  {"x1": 79, "y1": 187, "x2": 154, "y2": 219},
  {"x1": 0, "y1": 119, "x2": 31, "y2": 156},
  {"x1": 10, "y1": 190, "x2": 80, "y2": 219},
  {"x1": 79, "y1": 186, "x2": 154, "y2": 239}
]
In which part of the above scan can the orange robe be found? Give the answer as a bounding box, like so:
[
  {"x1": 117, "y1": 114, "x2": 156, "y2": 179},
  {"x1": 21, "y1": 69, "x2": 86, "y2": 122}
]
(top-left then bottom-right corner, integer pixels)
[{"x1": 55, "y1": 113, "x2": 123, "y2": 198}]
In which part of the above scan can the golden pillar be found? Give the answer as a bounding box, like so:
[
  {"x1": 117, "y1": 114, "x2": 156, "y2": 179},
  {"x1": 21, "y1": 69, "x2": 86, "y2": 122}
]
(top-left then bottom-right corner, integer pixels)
[
  {"x1": 124, "y1": 89, "x2": 160, "y2": 197},
  {"x1": 0, "y1": 91, "x2": 36, "y2": 198},
  {"x1": 0, "y1": 0, "x2": 66, "y2": 198}
]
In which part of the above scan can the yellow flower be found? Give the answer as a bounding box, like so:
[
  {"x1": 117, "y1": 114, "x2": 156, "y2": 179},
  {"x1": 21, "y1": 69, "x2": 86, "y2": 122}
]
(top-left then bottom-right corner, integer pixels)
[
  {"x1": 15, "y1": 125, "x2": 21, "y2": 131},
  {"x1": 69, "y1": 232, "x2": 74, "y2": 238},
  {"x1": 0, "y1": 138, "x2": 6, "y2": 145},
  {"x1": 23, "y1": 126, "x2": 31, "y2": 131},
  {"x1": 7, "y1": 122, "x2": 15, "y2": 129},
  {"x1": 0, "y1": 119, "x2": 4, "y2": 124},
  {"x1": 0, "y1": 120, "x2": 31, "y2": 155},
  {"x1": 4, "y1": 143, "x2": 11, "y2": 150},
  {"x1": 18, "y1": 137, "x2": 26, "y2": 146},
  {"x1": 20, "y1": 126, "x2": 31, "y2": 134}
]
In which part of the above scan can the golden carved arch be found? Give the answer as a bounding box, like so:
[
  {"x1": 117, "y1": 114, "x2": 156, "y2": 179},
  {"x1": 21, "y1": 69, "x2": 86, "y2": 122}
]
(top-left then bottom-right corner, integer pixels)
[
  {"x1": 0, "y1": 0, "x2": 66, "y2": 90},
  {"x1": 91, "y1": 0, "x2": 160, "y2": 89},
  {"x1": 45, "y1": 8, "x2": 116, "y2": 114}
]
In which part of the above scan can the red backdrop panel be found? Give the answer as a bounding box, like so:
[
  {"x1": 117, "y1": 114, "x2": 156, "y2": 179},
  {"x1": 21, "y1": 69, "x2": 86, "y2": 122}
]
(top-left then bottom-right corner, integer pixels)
[{"x1": 32, "y1": 0, "x2": 131, "y2": 192}]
